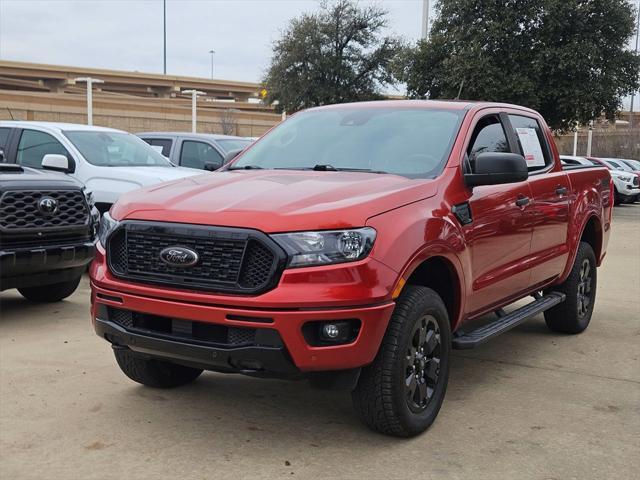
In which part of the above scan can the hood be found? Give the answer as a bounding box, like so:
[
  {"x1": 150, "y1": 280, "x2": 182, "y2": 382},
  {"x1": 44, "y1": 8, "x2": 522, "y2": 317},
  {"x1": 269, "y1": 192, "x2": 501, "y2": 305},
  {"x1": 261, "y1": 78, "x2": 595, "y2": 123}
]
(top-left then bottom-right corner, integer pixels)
[
  {"x1": 0, "y1": 165, "x2": 84, "y2": 189},
  {"x1": 105, "y1": 166, "x2": 202, "y2": 185},
  {"x1": 111, "y1": 170, "x2": 438, "y2": 232}
]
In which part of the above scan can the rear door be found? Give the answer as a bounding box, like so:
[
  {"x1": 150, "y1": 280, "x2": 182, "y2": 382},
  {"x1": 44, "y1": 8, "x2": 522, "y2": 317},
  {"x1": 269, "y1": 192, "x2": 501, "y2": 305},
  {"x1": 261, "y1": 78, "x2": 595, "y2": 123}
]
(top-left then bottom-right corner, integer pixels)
[
  {"x1": 462, "y1": 112, "x2": 534, "y2": 315},
  {"x1": 505, "y1": 114, "x2": 571, "y2": 286}
]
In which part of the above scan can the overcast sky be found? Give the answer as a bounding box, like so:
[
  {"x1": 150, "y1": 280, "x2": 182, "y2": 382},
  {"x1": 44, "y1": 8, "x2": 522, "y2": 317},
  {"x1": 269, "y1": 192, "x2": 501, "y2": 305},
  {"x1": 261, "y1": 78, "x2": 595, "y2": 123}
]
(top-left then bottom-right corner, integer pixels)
[{"x1": 0, "y1": 0, "x2": 637, "y2": 106}]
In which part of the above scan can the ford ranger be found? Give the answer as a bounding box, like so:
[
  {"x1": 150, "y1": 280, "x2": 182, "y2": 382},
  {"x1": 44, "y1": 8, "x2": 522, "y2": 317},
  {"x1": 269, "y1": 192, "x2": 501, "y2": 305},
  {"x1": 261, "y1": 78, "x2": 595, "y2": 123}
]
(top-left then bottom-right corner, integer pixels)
[{"x1": 90, "y1": 101, "x2": 612, "y2": 437}]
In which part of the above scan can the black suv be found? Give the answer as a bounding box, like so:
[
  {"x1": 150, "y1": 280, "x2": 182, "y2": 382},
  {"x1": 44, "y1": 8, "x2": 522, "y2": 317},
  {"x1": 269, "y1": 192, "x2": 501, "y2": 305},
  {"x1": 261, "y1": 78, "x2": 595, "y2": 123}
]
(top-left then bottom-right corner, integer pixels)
[{"x1": 0, "y1": 162, "x2": 98, "y2": 302}]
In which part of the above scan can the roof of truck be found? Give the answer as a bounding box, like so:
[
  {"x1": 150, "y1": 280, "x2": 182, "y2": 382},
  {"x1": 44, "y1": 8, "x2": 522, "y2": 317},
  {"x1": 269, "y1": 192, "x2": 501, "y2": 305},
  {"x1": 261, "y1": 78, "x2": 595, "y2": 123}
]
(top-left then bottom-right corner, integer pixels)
[
  {"x1": 308, "y1": 99, "x2": 540, "y2": 114},
  {"x1": 0, "y1": 121, "x2": 123, "y2": 133}
]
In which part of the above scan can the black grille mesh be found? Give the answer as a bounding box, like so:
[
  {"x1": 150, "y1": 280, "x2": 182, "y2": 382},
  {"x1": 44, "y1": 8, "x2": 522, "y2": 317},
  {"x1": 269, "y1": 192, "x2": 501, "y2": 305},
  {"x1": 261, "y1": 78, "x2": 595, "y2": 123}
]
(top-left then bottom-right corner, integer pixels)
[
  {"x1": 107, "y1": 224, "x2": 279, "y2": 294},
  {"x1": 0, "y1": 190, "x2": 88, "y2": 230}
]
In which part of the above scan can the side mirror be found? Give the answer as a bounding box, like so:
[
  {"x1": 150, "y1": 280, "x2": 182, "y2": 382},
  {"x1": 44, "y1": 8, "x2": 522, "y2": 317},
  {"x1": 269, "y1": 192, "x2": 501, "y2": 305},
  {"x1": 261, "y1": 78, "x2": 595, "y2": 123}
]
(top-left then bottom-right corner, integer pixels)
[
  {"x1": 203, "y1": 161, "x2": 221, "y2": 172},
  {"x1": 224, "y1": 149, "x2": 243, "y2": 164},
  {"x1": 464, "y1": 152, "x2": 528, "y2": 187},
  {"x1": 0, "y1": 148, "x2": 5, "y2": 162},
  {"x1": 42, "y1": 154, "x2": 71, "y2": 173}
]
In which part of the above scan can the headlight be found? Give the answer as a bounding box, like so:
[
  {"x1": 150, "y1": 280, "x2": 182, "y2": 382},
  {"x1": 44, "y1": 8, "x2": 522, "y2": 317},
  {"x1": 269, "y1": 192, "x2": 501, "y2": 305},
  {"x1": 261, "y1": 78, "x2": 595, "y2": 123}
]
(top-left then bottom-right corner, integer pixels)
[
  {"x1": 82, "y1": 187, "x2": 95, "y2": 208},
  {"x1": 98, "y1": 211, "x2": 119, "y2": 246},
  {"x1": 272, "y1": 227, "x2": 376, "y2": 267},
  {"x1": 619, "y1": 176, "x2": 631, "y2": 182}
]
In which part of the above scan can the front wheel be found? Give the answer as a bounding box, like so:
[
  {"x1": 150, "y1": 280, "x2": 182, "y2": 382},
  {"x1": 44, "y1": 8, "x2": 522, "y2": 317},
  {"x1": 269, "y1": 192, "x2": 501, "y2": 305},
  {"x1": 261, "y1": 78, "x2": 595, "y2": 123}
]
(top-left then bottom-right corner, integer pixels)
[
  {"x1": 352, "y1": 285, "x2": 451, "y2": 437},
  {"x1": 114, "y1": 349, "x2": 203, "y2": 388},
  {"x1": 544, "y1": 242, "x2": 597, "y2": 334},
  {"x1": 18, "y1": 276, "x2": 81, "y2": 302}
]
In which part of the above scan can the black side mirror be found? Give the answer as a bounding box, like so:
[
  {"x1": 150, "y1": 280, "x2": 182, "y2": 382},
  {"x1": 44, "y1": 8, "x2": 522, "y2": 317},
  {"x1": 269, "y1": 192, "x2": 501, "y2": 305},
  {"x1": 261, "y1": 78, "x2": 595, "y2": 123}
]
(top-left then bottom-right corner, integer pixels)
[
  {"x1": 464, "y1": 152, "x2": 528, "y2": 187},
  {"x1": 203, "y1": 162, "x2": 221, "y2": 171},
  {"x1": 224, "y1": 149, "x2": 243, "y2": 164}
]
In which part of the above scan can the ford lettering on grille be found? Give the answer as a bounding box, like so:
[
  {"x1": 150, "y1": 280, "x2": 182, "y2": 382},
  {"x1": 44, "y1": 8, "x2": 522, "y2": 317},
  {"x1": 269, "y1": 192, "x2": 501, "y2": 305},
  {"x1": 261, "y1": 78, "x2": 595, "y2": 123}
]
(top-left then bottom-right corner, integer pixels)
[{"x1": 159, "y1": 246, "x2": 199, "y2": 267}]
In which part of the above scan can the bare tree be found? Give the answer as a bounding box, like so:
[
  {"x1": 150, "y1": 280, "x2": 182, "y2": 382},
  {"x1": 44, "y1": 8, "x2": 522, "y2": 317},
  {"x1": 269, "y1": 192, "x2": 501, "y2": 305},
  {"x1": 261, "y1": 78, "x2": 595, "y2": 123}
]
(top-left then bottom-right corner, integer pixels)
[{"x1": 220, "y1": 109, "x2": 239, "y2": 136}]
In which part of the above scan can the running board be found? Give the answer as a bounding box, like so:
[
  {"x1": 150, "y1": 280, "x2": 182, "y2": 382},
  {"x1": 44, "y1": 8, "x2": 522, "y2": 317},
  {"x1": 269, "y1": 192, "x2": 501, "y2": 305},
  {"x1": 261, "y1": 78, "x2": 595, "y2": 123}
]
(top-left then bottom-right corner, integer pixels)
[{"x1": 452, "y1": 292, "x2": 566, "y2": 350}]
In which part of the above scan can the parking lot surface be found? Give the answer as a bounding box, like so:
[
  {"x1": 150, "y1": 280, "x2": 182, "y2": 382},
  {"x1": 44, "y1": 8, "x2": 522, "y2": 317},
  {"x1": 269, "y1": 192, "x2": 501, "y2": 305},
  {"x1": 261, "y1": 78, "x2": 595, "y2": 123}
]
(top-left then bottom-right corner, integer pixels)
[{"x1": 1, "y1": 205, "x2": 639, "y2": 480}]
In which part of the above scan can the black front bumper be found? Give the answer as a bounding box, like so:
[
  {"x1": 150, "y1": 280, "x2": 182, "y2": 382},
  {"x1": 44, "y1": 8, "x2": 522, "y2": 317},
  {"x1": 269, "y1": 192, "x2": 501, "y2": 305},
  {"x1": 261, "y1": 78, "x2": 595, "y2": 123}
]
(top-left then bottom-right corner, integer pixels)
[
  {"x1": 95, "y1": 318, "x2": 301, "y2": 378},
  {"x1": 0, "y1": 241, "x2": 95, "y2": 290}
]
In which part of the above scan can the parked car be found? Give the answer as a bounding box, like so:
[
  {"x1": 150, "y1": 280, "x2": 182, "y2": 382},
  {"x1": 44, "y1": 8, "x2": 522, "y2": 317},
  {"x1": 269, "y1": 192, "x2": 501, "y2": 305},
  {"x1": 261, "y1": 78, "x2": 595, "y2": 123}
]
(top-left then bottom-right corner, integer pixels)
[
  {"x1": 137, "y1": 132, "x2": 253, "y2": 171},
  {"x1": 1, "y1": 162, "x2": 98, "y2": 301},
  {"x1": 92, "y1": 100, "x2": 612, "y2": 437},
  {"x1": 620, "y1": 158, "x2": 640, "y2": 172},
  {"x1": 586, "y1": 156, "x2": 640, "y2": 204},
  {"x1": 0, "y1": 122, "x2": 202, "y2": 214}
]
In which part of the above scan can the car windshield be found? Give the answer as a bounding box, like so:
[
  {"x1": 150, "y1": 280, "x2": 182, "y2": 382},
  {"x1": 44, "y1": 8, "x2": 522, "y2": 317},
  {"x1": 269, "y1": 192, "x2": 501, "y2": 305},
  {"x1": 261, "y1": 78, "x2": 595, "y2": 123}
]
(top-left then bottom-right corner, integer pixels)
[
  {"x1": 217, "y1": 138, "x2": 252, "y2": 153},
  {"x1": 604, "y1": 159, "x2": 632, "y2": 172},
  {"x1": 64, "y1": 131, "x2": 172, "y2": 167},
  {"x1": 230, "y1": 107, "x2": 464, "y2": 178}
]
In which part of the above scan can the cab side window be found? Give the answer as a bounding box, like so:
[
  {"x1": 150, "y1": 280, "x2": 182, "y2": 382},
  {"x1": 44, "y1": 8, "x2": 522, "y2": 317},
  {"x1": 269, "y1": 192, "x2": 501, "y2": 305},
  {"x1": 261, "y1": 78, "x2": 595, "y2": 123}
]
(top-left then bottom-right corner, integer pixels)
[
  {"x1": 507, "y1": 115, "x2": 552, "y2": 172},
  {"x1": 466, "y1": 116, "x2": 510, "y2": 171},
  {"x1": 180, "y1": 141, "x2": 223, "y2": 170},
  {"x1": 0, "y1": 128, "x2": 10, "y2": 162},
  {"x1": 16, "y1": 130, "x2": 69, "y2": 169}
]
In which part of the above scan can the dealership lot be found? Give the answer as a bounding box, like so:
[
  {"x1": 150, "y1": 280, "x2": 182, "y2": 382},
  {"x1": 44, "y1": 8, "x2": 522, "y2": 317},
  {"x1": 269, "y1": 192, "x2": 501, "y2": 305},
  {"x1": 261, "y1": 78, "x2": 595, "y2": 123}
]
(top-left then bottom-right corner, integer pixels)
[{"x1": 0, "y1": 205, "x2": 638, "y2": 480}]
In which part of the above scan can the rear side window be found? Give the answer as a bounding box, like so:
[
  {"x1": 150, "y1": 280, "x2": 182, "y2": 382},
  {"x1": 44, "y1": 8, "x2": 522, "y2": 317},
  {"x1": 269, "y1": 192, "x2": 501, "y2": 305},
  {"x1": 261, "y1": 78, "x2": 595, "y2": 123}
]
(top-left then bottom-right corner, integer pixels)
[
  {"x1": 507, "y1": 115, "x2": 551, "y2": 172},
  {"x1": 180, "y1": 141, "x2": 223, "y2": 170},
  {"x1": 16, "y1": 130, "x2": 69, "y2": 169}
]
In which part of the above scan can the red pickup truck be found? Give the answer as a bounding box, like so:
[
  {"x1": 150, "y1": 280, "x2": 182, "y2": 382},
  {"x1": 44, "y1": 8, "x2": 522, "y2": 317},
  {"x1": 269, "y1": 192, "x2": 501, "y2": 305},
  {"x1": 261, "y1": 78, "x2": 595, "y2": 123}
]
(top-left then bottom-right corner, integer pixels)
[{"x1": 90, "y1": 101, "x2": 612, "y2": 437}]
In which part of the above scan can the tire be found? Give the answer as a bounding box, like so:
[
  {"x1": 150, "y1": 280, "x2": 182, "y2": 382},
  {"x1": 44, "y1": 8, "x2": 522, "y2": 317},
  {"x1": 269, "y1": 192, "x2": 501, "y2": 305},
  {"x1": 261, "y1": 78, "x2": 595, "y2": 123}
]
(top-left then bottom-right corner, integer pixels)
[
  {"x1": 544, "y1": 241, "x2": 597, "y2": 334},
  {"x1": 352, "y1": 285, "x2": 451, "y2": 437},
  {"x1": 114, "y1": 349, "x2": 203, "y2": 388},
  {"x1": 18, "y1": 276, "x2": 81, "y2": 302}
]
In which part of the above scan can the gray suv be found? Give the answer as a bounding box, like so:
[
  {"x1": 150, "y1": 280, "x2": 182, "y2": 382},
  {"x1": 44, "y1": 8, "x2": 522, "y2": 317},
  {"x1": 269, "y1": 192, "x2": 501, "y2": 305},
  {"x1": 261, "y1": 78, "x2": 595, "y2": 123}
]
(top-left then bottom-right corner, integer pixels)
[{"x1": 137, "y1": 132, "x2": 253, "y2": 171}]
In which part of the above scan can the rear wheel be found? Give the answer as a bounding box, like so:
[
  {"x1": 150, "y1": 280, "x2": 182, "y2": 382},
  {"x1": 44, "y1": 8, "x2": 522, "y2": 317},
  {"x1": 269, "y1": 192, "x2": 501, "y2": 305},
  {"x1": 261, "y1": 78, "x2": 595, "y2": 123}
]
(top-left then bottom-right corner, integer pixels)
[
  {"x1": 352, "y1": 285, "x2": 451, "y2": 437},
  {"x1": 114, "y1": 349, "x2": 203, "y2": 388},
  {"x1": 544, "y1": 242, "x2": 597, "y2": 334},
  {"x1": 18, "y1": 276, "x2": 81, "y2": 302}
]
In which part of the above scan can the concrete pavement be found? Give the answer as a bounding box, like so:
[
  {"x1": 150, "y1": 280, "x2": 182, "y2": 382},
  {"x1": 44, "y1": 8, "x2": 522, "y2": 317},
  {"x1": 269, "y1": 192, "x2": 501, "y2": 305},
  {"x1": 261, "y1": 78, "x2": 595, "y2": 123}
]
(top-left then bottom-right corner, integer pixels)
[{"x1": 1, "y1": 205, "x2": 639, "y2": 480}]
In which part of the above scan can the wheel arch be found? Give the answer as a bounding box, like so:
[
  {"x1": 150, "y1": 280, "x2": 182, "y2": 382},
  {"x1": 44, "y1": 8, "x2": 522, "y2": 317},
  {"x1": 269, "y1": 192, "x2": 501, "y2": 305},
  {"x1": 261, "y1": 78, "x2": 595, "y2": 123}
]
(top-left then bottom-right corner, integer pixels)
[{"x1": 401, "y1": 254, "x2": 464, "y2": 332}]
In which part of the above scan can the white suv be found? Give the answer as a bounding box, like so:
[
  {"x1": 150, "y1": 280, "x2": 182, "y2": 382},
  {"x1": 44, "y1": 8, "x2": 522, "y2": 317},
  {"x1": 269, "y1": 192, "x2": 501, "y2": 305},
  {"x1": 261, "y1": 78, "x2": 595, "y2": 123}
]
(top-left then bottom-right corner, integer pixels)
[{"x1": 0, "y1": 122, "x2": 202, "y2": 213}]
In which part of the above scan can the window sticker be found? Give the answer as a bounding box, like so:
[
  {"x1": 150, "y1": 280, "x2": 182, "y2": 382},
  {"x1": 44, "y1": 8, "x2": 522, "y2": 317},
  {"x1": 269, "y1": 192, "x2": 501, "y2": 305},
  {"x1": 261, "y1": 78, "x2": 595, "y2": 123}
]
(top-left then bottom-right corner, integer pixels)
[{"x1": 515, "y1": 127, "x2": 545, "y2": 167}]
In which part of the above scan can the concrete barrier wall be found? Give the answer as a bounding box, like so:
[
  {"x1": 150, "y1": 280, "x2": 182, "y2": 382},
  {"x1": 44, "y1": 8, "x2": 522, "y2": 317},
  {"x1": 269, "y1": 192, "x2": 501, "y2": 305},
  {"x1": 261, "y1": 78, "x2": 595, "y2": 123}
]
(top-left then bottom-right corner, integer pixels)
[{"x1": 0, "y1": 90, "x2": 281, "y2": 137}]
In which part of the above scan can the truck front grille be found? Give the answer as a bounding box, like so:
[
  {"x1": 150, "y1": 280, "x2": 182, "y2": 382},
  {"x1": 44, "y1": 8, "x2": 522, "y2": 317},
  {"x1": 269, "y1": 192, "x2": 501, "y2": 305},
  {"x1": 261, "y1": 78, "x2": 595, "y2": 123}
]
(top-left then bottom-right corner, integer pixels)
[
  {"x1": 633, "y1": 176, "x2": 639, "y2": 187},
  {"x1": 107, "y1": 222, "x2": 284, "y2": 294},
  {"x1": 0, "y1": 190, "x2": 88, "y2": 231}
]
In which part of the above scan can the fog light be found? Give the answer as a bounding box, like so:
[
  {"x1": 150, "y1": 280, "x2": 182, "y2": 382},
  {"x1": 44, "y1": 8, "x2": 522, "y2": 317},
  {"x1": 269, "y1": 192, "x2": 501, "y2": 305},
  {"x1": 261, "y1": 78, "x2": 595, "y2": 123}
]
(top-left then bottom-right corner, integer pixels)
[{"x1": 322, "y1": 323, "x2": 340, "y2": 339}]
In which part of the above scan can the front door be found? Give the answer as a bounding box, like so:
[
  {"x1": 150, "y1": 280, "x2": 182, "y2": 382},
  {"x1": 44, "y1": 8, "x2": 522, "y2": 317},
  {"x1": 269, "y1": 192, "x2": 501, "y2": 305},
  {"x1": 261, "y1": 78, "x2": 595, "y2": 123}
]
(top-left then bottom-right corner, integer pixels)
[{"x1": 463, "y1": 114, "x2": 534, "y2": 315}]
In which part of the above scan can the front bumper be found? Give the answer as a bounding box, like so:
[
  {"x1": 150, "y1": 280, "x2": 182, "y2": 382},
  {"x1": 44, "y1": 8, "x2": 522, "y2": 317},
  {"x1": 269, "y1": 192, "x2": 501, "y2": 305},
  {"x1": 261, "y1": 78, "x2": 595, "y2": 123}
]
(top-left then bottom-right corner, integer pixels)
[
  {"x1": 91, "y1": 283, "x2": 395, "y2": 373},
  {"x1": 1, "y1": 240, "x2": 95, "y2": 290}
]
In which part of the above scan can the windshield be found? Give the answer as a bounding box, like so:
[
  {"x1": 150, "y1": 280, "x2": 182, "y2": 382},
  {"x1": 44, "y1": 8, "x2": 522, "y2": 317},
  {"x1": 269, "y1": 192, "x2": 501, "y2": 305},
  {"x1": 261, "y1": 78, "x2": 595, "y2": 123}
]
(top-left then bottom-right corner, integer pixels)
[
  {"x1": 604, "y1": 159, "x2": 631, "y2": 172},
  {"x1": 64, "y1": 131, "x2": 172, "y2": 167},
  {"x1": 217, "y1": 138, "x2": 252, "y2": 153},
  {"x1": 231, "y1": 107, "x2": 464, "y2": 178}
]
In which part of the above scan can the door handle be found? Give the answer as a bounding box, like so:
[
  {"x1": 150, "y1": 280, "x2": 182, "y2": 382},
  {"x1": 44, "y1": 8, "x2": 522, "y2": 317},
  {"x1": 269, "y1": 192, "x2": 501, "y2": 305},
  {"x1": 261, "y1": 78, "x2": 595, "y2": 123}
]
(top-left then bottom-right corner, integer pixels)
[
  {"x1": 555, "y1": 186, "x2": 568, "y2": 196},
  {"x1": 515, "y1": 196, "x2": 530, "y2": 207}
]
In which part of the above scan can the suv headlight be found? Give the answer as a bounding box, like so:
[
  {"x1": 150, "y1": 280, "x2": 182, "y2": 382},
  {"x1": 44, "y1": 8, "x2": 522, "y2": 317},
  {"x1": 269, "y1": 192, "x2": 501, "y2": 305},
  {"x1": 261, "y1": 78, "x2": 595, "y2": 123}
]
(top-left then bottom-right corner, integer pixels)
[
  {"x1": 272, "y1": 227, "x2": 376, "y2": 267},
  {"x1": 82, "y1": 187, "x2": 95, "y2": 208},
  {"x1": 98, "y1": 212, "x2": 119, "y2": 247},
  {"x1": 618, "y1": 175, "x2": 632, "y2": 182}
]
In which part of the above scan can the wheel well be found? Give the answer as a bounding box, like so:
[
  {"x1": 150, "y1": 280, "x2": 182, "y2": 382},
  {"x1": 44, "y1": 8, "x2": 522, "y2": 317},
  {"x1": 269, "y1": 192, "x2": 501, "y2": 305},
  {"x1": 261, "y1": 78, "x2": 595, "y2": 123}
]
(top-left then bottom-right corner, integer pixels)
[
  {"x1": 580, "y1": 216, "x2": 602, "y2": 261},
  {"x1": 405, "y1": 256, "x2": 460, "y2": 327}
]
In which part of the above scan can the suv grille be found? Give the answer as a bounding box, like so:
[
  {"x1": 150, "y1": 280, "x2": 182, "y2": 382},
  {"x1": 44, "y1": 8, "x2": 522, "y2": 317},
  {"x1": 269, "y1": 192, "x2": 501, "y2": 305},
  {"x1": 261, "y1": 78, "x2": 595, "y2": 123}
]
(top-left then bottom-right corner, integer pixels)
[
  {"x1": 0, "y1": 190, "x2": 88, "y2": 231},
  {"x1": 633, "y1": 176, "x2": 639, "y2": 187},
  {"x1": 107, "y1": 222, "x2": 284, "y2": 294}
]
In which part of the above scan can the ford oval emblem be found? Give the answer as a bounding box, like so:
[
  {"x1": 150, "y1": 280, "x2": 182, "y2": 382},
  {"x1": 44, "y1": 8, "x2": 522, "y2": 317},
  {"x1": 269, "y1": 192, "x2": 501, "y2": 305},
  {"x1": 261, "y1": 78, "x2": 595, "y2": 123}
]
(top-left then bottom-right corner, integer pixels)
[{"x1": 159, "y1": 246, "x2": 199, "y2": 267}]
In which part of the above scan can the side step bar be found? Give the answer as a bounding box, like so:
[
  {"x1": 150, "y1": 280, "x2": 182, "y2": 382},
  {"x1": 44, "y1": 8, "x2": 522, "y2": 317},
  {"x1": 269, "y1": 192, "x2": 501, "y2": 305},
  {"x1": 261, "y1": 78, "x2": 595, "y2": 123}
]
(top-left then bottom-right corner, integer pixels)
[{"x1": 452, "y1": 292, "x2": 566, "y2": 350}]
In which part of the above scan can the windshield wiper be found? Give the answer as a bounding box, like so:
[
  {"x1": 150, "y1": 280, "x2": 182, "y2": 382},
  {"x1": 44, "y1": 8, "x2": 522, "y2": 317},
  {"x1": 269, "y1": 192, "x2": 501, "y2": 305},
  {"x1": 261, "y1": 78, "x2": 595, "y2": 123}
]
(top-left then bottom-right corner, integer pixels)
[
  {"x1": 311, "y1": 164, "x2": 388, "y2": 174},
  {"x1": 228, "y1": 165, "x2": 264, "y2": 170}
]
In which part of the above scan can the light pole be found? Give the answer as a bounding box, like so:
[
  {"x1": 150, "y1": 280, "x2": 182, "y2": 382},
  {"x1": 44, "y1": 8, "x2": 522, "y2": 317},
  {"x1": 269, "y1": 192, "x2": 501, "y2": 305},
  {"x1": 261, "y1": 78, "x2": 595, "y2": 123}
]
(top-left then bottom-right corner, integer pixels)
[
  {"x1": 209, "y1": 49, "x2": 215, "y2": 79},
  {"x1": 74, "y1": 77, "x2": 104, "y2": 126},
  {"x1": 182, "y1": 90, "x2": 205, "y2": 132},
  {"x1": 421, "y1": 0, "x2": 430, "y2": 39},
  {"x1": 586, "y1": 120, "x2": 594, "y2": 157},
  {"x1": 163, "y1": 0, "x2": 167, "y2": 74},
  {"x1": 629, "y1": 2, "x2": 639, "y2": 130}
]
